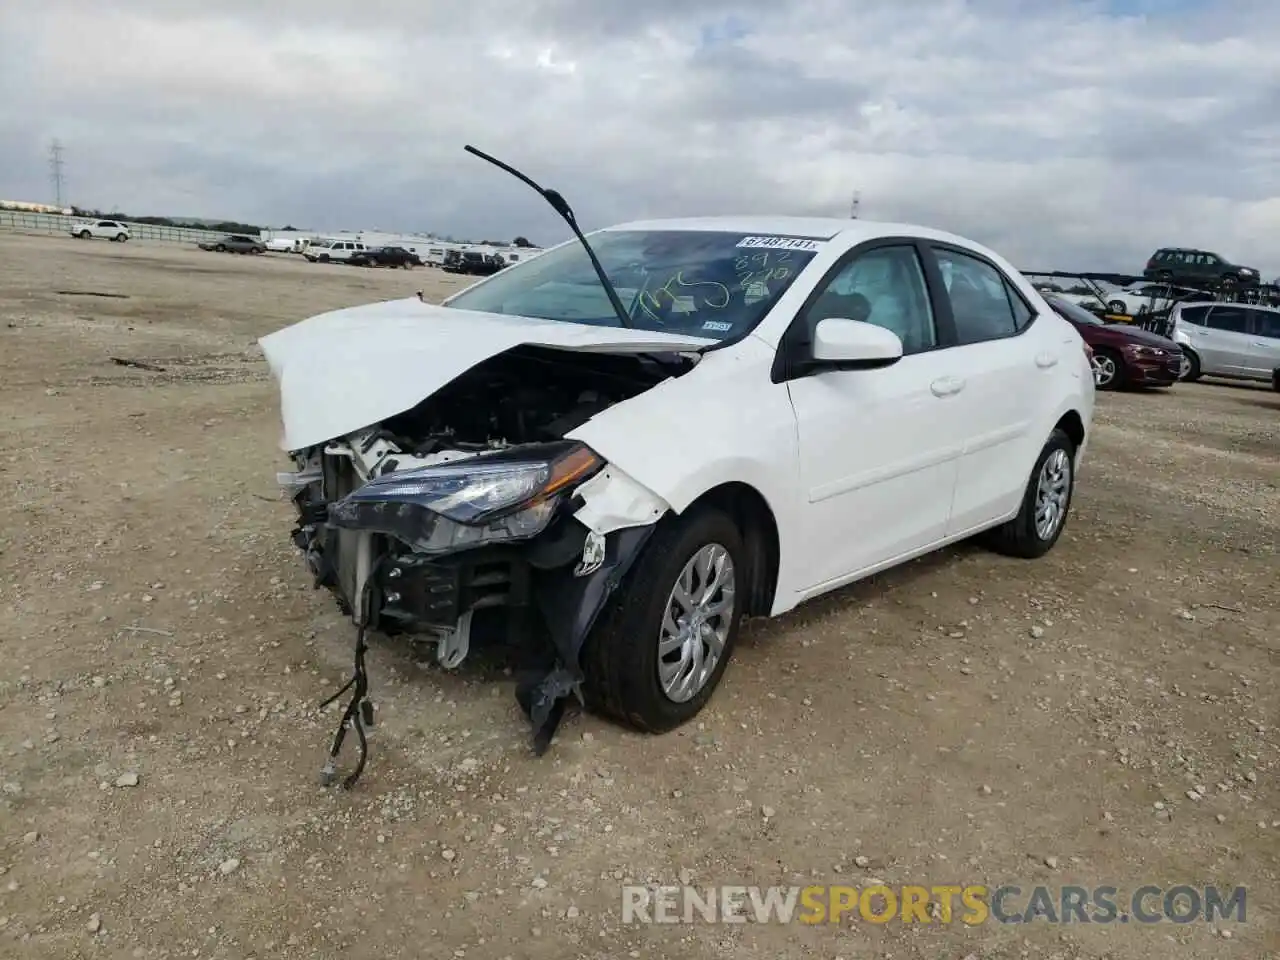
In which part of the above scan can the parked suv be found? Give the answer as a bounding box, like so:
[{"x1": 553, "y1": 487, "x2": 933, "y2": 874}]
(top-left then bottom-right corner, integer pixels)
[
  {"x1": 1143, "y1": 248, "x2": 1259, "y2": 288},
  {"x1": 305, "y1": 239, "x2": 368, "y2": 263},
  {"x1": 70, "y1": 219, "x2": 130, "y2": 242},
  {"x1": 1169, "y1": 302, "x2": 1280, "y2": 383}
]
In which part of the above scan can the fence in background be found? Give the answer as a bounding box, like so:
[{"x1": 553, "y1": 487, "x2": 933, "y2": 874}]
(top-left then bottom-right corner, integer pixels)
[{"x1": 0, "y1": 210, "x2": 242, "y2": 245}]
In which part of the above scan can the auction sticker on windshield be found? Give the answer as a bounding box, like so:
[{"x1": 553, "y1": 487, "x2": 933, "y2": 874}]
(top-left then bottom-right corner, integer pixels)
[{"x1": 736, "y1": 236, "x2": 826, "y2": 251}]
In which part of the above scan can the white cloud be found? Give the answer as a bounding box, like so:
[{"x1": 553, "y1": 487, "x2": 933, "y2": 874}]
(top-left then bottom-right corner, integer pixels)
[{"x1": 1, "y1": 0, "x2": 1278, "y2": 277}]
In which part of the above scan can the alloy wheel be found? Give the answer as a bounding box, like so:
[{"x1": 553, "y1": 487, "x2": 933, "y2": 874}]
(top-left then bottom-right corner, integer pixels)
[
  {"x1": 1034, "y1": 449, "x2": 1072, "y2": 541},
  {"x1": 657, "y1": 543, "x2": 736, "y2": 703}
]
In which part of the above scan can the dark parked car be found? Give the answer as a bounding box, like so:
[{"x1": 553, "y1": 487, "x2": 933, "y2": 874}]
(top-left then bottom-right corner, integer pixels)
[
  {"x1": 443, "y1": 249, "x2": 505, "y2": 276},
  {"x1": 1142, "y1": 247, "x2": 1259, "y2": 288},
  {"x1": 198, "y1": 234, "x2": 266, "y2": 254},
  {"x1": 1043, "y1": 294, "x2": 1183, "y2": 390},
  {"x1": 348, "y1": 246, "x2": 422, "y2": 268}
]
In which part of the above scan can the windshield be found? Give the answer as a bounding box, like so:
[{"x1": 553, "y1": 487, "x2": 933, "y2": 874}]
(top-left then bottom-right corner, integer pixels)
[
  {"x1": 1045, "y1": 294, "x2": 1103, "y2": 326},
  {"x1": 445, "y1": 229, "x2": 822, "y2": 340}
]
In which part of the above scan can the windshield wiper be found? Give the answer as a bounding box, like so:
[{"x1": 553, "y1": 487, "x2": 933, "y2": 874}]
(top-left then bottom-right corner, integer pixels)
[{"x1": 463, "y1": 145, "x2": 633, "y2": 330}]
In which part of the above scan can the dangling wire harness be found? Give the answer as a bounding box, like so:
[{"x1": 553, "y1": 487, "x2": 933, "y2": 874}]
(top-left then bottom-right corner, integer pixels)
[{"x1": 318, "y1": 559, "x2": 384, "y2": 789}]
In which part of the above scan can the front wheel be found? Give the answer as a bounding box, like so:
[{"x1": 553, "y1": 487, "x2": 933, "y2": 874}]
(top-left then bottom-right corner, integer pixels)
[
  {"x1": 1093, "y1": 347, "x2": 1125, "y2": 390},
  {"x1": 78, "y1": 230, "x2": 91, "y2": 239},
  {"x1": 115, "y1": 234, "x2": 127, "y2": 242},
  {"x1": 1179, "y1": 349, "x2": 1202, "y2": 382},
  {"x1": 983, "y1": 428, "x2": 1076, "y2": 559},
  {"x1": 1107, "y1": 299, "x2": 1127, "y2": 315},
  {"x1": 582, "y1": 507, "x2": 745, "y2": 732}
]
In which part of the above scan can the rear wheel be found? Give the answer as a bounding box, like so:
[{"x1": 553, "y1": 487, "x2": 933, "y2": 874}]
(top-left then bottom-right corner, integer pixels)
[
  {"x1": 1093, "y1": 347, "x2": 1125, "y2": 390},
  {"x1": 583, "y1": 507, "x2": 744, "y2": 732},
  {"x1": 983, "y1": 428, "x2": 1076, "y2": 560},
  {"x1": 1107, "y1": 299, "x2": 1127, "y2": 315}
]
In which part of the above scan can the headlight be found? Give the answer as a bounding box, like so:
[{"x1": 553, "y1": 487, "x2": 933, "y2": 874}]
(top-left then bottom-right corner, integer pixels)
[
  {"x1": 326, "y1": 441, "x2": 603, "y2": 554},
  {"x1": 1126, "y1": 344, "x2": 1163, "y2": 357}
]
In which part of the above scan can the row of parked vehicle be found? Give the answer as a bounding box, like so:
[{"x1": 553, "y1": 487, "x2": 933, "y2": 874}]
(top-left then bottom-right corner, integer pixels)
[{"x1": 1041, "y1": 291, "x2": 1280, "y2": 393}]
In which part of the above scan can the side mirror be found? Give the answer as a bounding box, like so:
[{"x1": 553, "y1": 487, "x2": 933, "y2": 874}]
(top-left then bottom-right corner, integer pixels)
[{"x1": 811, "y1": 317, "x2": 903, "y2": 367}]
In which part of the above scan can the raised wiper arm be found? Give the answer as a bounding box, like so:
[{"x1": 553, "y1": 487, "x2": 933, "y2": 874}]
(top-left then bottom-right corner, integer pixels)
[{"x1": 463, "y1": 144, "x2": 632, "y2": 330}]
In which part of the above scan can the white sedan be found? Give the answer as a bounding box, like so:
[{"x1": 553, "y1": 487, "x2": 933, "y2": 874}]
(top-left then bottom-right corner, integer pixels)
[
  {"x1": 1100, "y1": 284, "x2": 1175, "y2": 316},
  {"x1": 263, "y1": 216, "x2": 1095, "y2": 766}
]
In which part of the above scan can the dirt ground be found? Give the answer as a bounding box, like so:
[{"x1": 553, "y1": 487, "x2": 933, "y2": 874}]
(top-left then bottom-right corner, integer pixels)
[{"x1": 0, "y1": 232, "x2": 1276, "y2": 960}]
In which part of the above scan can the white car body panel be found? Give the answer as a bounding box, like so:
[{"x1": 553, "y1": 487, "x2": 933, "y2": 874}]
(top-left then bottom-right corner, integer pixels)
[{"x1": 262, "y1": 214, "x2": 1094, "y2": 623}]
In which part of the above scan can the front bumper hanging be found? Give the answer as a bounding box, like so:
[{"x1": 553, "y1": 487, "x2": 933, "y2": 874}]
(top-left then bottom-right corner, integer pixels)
[{"x1": 309, "y1": 512, "x2": 656, "y2": 788}]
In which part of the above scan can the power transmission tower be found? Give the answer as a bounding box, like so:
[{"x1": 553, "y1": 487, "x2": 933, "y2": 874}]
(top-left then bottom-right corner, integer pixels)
[
  {"x1": 49, "y1": 140, "x2": 66, "y2": 208},
  {"x1": 849, "y1": 190, "x2": 861, "y2": 219}
]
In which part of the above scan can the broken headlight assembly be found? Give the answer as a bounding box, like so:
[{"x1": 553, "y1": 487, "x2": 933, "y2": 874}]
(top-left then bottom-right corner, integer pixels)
[{"x1": 326, "y1": 440, "x2": 604, "y2": 552}]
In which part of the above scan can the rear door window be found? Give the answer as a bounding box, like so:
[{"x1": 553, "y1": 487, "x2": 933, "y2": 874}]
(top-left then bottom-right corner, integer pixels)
[{"x1": 932, "y1": 247, "x2": 1022, "y2": 344}]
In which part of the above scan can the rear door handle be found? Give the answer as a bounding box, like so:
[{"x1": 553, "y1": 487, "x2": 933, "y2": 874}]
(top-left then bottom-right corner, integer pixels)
[
  {"x1": 930, "y1": 376, "x2": 965, "y2": 397},
  {"x1": 1035, "y1": 352, "x2": 1058, "y2": 369}
]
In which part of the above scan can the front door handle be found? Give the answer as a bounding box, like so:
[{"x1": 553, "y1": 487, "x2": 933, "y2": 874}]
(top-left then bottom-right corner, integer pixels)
[
  {"x1": 930, "y1": 376, "x2": 965, "y2": 397},
  {"x1": 1035, "y1": 352, "x2": 1059, "y2": 369}
]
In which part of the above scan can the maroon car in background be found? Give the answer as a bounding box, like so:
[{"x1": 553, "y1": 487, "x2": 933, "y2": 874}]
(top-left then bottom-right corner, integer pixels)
[{"x1": 1043, "y1": 294, "x2": 1183, "y2": 390}]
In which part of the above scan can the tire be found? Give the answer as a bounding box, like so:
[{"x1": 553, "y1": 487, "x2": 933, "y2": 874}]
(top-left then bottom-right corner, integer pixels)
[
  {"x1": 1271, "y1": 368, "x2": 1279, "y2": 393},
  {"x1": 1107, "y1": 300, "x2": 1127, "y2": 315},
  {"x1": 115, "y1": 234, "x2": 127, "y2": 242},
  {"x1": 582, "y1": 506, "x2": 746, "y2": 733},
  {"x1": 1179, "y1": 348, "x2": 1202, "y2": 383},
  {"x1": 983, "y1": 428, "x2": 1076, "y2": 560},
  {"x1": 1093, "y1": 347, "x2": 1125, "y2": 390},
  {"x1": 319, "y1": 254, "x2": 330, "y2": 263},
  {"x1": 78, "y1": 230, "x2": 91, "y2": 239},
  {"x1": 214, "y1": 244, "x2": 225, "y2": 253}
]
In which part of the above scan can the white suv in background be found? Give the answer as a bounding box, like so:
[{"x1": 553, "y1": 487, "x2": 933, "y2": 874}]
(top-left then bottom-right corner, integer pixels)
[
  {"x1": 1170, "y1": 301, "x2": 1280, "y2": 383},
  {"x1": 70, "y1": 219, "x2": 130, "y2": 242},
  {"x1": 305, "y1": 239, "x2": 368, "y2": 263}
]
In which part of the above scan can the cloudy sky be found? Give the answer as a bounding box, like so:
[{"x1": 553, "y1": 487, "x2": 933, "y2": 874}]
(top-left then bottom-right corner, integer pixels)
[{"x1": 2, "y1": 0, "x2": 1278, "y2": 276}]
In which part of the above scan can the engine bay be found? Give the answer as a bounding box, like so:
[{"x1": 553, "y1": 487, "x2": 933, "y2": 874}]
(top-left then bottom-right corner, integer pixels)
[{"x1": 371, "y1": 344, "x2": 685, "y2": 453}]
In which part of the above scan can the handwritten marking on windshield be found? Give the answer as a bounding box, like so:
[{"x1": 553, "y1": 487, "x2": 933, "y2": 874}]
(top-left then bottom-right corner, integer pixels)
[
  {"x1": 637, "y1": 271, "x2": 731, "y2": 322},
  {"x1": 735, "y1": 250, "x2": 794, "y2": 302}
]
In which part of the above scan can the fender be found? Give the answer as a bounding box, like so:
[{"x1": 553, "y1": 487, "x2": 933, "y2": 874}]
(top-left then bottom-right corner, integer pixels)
[{"x1": 567, "y1": 336, "x2": 806, "y2": 610}]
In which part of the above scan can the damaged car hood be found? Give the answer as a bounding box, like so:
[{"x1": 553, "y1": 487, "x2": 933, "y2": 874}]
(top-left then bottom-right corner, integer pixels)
[{"x1": 259, "y1": 297, "x2": 716, "y2": 451}]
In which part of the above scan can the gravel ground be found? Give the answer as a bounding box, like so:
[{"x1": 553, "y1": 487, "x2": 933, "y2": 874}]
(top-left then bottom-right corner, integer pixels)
[{"x1": 0, "y1": 233, "x2": 1277, "y2": 960}]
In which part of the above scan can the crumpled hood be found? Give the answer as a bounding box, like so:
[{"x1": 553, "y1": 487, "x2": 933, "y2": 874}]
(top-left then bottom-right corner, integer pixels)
[{"x1": 259, "y1": 297, "x2": 715, "y2": 451}]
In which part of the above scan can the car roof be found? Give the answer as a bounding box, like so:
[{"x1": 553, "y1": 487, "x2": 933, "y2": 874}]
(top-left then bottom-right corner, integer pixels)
[{"x1": 601, "y1": 216, "x2": 998, "y2": 254}]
